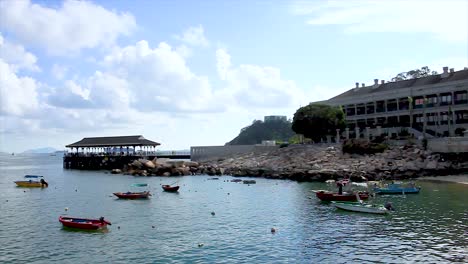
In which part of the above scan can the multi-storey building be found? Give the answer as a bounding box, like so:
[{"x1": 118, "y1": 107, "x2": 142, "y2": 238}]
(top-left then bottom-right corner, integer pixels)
[
  {"x1": 264, "y1": 115, "x2": 288, "y2": 122},
  {"x1": 323, "y1": 67, "x2": 468, "y2": 138}
]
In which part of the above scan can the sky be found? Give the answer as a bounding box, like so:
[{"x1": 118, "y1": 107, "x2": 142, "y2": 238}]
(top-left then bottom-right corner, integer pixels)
[{"x1": 0, "y1": 0, "x2": 467, "y2": 152}]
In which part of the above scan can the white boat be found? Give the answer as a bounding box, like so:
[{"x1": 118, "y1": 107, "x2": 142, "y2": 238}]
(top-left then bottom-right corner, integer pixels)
[
  {"x1": 332, "y1": 201, "x2": 389, "y2": 215},
  {"x1": 332, "y1": 202, "x2": 390, "y2": 214}
]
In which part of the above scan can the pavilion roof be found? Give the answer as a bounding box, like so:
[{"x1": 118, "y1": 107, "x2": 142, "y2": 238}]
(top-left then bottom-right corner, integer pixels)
[{"x1": 66, "y1": 135, "x2": 161, "y2": 148}]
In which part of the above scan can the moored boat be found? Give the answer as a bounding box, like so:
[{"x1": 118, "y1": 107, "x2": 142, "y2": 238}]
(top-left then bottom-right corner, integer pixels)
[
  {"x1": 14, "y1": 175, "x2": 48, "y2": 187},
  {"x1": 374, "y1": 183, "x2": 421, "y2": 194},
  {"x1": 59, "y1": 216, "x2": 111, "y2": 230},
  {"x1": 332, "y1": 201, "x2": 390, "y2": 215},
  {"x1": 162, "y1": 185, "x2": 180, "y2": 192},
  {"x1": 243, "y1": 180, "x2": 256, "y2": 184},
  {"x1": 113, "y1": 191, "x2": 151, "y2": 199},
  {"x1": 314, "y1": 190, "x2": 369, "y2": 201}
]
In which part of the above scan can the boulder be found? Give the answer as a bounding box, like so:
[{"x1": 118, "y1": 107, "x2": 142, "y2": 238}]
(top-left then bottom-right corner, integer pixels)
[{"x1": 111, "y1": 169, "x2": 122, "y2": 174}]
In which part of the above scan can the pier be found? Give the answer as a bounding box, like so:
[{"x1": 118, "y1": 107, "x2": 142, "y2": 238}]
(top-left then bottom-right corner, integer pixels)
[{"x1": 63, "y1": 135, "x2": 190, "y2": 170}]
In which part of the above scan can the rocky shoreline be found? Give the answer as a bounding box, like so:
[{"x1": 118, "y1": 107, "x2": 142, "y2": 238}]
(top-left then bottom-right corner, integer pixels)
[{"x1": 112, "y1": 144, "x2": 468, "y2": 182}]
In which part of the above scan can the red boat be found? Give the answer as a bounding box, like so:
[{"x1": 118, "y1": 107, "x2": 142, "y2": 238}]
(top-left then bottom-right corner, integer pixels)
[
  {"x1": 113, "y1": 191, "x2": 151, "y2": 199},
  {"x1": 315, "y1": 190, "x2": 369, "y2": 201},
  {"x1": 59, "y1": 216, "x2": 111, "y2": 230},
  {"x1": 162, "y1": 185, "x2": 179, "y2": 192}
]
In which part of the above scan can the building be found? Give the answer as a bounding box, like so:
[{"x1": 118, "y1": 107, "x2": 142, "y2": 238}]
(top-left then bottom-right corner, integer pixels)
[
  {"x1": 264, "y1": 115, "x2": 287, "y2": 122},
  {"x1": 322, "y1": 67, "x2": 468, "y2": 138}
]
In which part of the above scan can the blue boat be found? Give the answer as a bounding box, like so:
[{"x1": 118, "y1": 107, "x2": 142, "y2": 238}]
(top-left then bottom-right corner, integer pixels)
[{"x1": 374, "y1": 183, "x2": 421, "y2": 194}]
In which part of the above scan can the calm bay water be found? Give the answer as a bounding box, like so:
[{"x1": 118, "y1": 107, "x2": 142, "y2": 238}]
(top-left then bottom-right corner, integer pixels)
[{"x1": 0, "y1": 154, "x2": 467, "y2": 263}]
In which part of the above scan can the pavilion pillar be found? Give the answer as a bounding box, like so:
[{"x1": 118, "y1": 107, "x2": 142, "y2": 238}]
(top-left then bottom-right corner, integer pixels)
[
  {"x1": 345, "y1": 128, "x2": 350, "y2": 140},
  {"x1": 336, "y1": 129, "x2": 340, "y2": 143}
]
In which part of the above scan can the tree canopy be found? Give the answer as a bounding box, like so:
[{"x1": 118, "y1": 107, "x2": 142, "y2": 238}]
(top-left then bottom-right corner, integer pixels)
[
  {"x1": 291, "y1": 103, "x2": 345, "y2": 142},
  {"x1": 391, "y1": 66, "x2": 438, "y2": 82},
  {"x1": 226, "y1": 119, "x2": 295, "y2": 145}
]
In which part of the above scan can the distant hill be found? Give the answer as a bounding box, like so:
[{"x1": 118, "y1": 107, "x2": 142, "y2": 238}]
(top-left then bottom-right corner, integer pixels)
[
  {"x1": 22, "y1": 147, "x2": 58, "y2": 154},
  {"x1": 226, "y1": 119, "x2": 295, "y2": 145}
]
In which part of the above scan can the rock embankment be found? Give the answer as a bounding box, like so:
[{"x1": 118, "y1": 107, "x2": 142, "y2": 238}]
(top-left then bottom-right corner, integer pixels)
[
  {"x1": 201, "y1": 144, "x2": 468, "y2": 182},
  {"x1": 110, "y1": 144, "x2": 467, "y2": 182}
]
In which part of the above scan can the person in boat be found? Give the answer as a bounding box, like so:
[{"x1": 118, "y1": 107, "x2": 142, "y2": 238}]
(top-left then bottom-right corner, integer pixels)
[
  {"x1": 40, "y1": 179, "x2": 48, "y2": 187},
  {"x1": 99, "y1": 217, "x2": 105, "y2": 224},
  {"x1": 337, "y1": 181, "x2": 343, "y2": 195}
]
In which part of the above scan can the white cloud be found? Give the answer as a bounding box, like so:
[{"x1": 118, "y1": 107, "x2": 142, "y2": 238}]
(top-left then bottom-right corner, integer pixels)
[
  {"x1": 102, "y1": 40, "x2": 221, "y2": 112},
  {"x1": 0, "y1": 33, "x2": 39, "y2": 71},
  {"x1": 0, "y1": 0, "x2": 136, "y2": 55},
  {"x1": 291, "y1": 0, "x2": 468, "y2": 43},
  {"x1": 216, "y1": 48, "x2": 231, "y2": 81},
  {"x1": 0, "y1": 59, "x2": 39, "y2": 116},
  {"x1": 215, "y1": 48, "x2": 304, "y2": 109},
  {"x1": 51, "y1": 64, "x2": 68, "y2": 80},
  {"x1": 175, "y1": 25, "x2": 210, "y2": 47}
]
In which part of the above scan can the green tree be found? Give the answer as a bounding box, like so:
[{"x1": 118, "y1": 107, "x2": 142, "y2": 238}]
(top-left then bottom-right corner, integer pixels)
[
  {"x1": 391, "y1": 66, "x2": 438, "y2": 81},
  {"x1": 226, "y1": 119, "x2": 295, "y2": 145},
  {"x1": 291, "y1": 103, "x2": 345, "y2": 142}
]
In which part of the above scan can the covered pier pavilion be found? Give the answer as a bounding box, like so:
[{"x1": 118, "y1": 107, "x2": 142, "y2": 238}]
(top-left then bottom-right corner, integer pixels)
[{"x1": 63, "y1": 135, "x2": 161, "y2": 169}]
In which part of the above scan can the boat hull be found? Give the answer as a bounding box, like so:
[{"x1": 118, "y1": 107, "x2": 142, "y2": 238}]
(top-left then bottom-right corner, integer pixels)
[
  {"x1": 59, "y1": 216, "x2": 110, "y2": 230},
  {"x1": 162, "y1": 185, "x2": 179, "y2": 192},
  {"x1": 14, "y1": 181, "x2": 46, "y2": 187},
  {"x1": 113, "y1": 192, "x2": 151, "y2": 199},
  {"x1": 332, "y1": 202, "x2": 389, "y2": 214},
  {"x1": 374, "y1": 187, "x2": 420, "y2": 194},
  {"x1": 315, "y1": 191, "x2": 369, "y2": 201}
]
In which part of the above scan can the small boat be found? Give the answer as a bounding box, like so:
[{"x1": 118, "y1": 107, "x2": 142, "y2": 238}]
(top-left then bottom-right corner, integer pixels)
[
  {"x1": 231, "y1": 179, "x2": 242, "y2": 183},
  {"x1": 14, "y1": 175, "x2": 48, "y2": 187},
  {"x1": 243, "y1": 180, "x2": 256, "y2": 184},
  {"x1": 114, "y1": 183, "x2": 151, "y2": 199},
  {"x1": 59, "y1": 216, "x2": 111, "y2": 230},
  {"x1": 162, "y1": 185, "x2": 180, "y2": 192},
  {"x1": 332, "y1": 201, "x2": 390, "y2": 215},
  {"x1": 113, "y1": 191, "x2": 151, "y2": 199},
  {"x1": 374, "y1": 183, "x2": 421, "y2": 194},
  {"x1": 314, "y1": 190, "x2": 369, "y2": 202}
]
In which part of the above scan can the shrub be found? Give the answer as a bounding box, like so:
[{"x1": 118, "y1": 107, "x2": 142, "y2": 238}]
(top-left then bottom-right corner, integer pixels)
[{"x1": 342, "y1": 139, "x2": 388, "y2": 154}]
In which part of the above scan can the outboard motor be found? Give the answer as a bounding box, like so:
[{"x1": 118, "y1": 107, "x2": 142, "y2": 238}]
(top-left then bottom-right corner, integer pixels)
[
  {"x1": 40, "y1": 179, "x2": 48, "y2": 187},
  {"x1": 384, "y1": 201, "x2": 395, "y2": 211}
]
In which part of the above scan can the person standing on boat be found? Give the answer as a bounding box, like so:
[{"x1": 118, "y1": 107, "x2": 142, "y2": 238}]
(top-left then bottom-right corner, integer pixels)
[{"x1": 337, "y1": 181, "x2": 343, "y2": 195}]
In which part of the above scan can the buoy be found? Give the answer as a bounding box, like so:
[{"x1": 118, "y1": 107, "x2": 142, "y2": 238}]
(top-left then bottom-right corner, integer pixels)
[
  {"x1": 271, "y1": 228, "x2": 276, "y2": 233},
  {"x1": 75, "y1": 189, "x2": 77, "y2": 192},
  {"x1": 198, "y1": 243, "x2": 204, "y2": 247},
  {"x1": 211, "y1": 212, "x2": 215, "y2": 216},
  {"x1": 6, "y1": 200, "x2": 8, "y2": 202},
  {"x1": 64, "y1": 207, "x2": 69, "y2": 211},
  {"x1": 152, "y1": 225, "x2": 155, "y2": 228},
  {"x1": 118, "y1": 226, "x2": 120, "y2": 229},
  {"x1": 227, "y1": 193, "x2": 230, "y2": 195},
  {"x1": 23, "y1": 190, "x2": 26, "y2": 193}
]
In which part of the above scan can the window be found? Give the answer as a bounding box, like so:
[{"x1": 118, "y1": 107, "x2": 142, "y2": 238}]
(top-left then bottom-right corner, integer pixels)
[{"x1": 440, "y1": 94, "x2": 452, "y2": 105}]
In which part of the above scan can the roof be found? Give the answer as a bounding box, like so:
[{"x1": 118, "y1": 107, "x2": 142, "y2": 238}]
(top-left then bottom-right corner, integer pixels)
[
  {"x1": 328, "y1": 69, "x2": 468, "y2": 101},
  {"x1": 66, "y1": 135, "x2": 161, "y2": 148}
]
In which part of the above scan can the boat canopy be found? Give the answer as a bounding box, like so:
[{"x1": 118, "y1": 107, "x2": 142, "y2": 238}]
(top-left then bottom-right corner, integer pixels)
[
  {"x1": 24, "y1": 175, "x2": 44, "y2": 178},
  {"x1": 131, "y1": 183, "x2": 148, "y2": 187}
]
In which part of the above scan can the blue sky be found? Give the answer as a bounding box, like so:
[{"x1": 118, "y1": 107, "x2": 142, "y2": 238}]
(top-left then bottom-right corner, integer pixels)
[{"x1": 0, "y1": 0, "x2": 467, "y2": 152}]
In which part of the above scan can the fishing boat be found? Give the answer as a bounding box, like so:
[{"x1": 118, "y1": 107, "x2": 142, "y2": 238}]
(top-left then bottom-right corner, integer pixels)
[
  {"x1": 113, "y1": 183, "x2": 151, "y2": 199},
  {"x1": 162, "y1": 185, "x2": 180, "y2": 192},
  {"x1": 373, "y1": 183, "x2": 421, "y2": 194},
  {"x1": 59, "y1": 216, "x2": 111, "y2": 230},
  {"x1": 243, "y1": 180, "x2": 256, "y2": 184},
  {"x1": 14, "y1": 175, "x2": 48, "y2": 187},
  {"x1": 332, "y1": 201, "x2": 391, "y2": 215},
  {"x1": 314, "y1": 190, "x2": 369, "y2": 201},
  {"x1": 113, "y1": 191, "x2": 151, "y2": 199}
]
